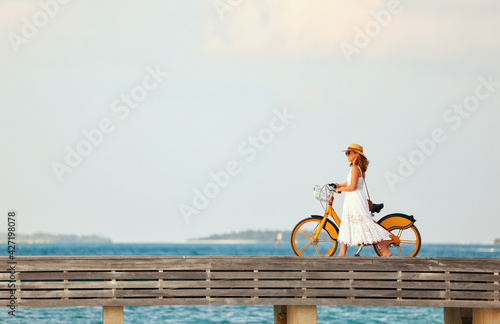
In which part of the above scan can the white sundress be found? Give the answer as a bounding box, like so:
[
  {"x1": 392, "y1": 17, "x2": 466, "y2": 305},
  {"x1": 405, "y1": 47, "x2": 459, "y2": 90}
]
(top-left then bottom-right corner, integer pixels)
[{"x1": 337, "y1": 167, "x2": 391, "y2": 246}]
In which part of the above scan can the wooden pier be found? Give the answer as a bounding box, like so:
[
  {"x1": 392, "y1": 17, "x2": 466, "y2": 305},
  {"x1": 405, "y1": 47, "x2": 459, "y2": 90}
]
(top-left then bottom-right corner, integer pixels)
[{"x1": 1, "y1": 256, "x2": 499, "y2": 323}]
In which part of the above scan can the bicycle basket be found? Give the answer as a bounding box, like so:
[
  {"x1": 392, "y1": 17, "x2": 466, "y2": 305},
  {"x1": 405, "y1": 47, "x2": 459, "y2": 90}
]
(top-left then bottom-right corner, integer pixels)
[{"x1": 313, "y1": 185, "x2": 333, "y2": 202}]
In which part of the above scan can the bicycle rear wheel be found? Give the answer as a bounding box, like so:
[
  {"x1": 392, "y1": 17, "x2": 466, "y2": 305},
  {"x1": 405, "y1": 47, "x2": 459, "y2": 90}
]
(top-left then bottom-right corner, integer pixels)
[
  {"x1": 291, "y1": 217, "x2": 338, "y2": 256},
  {"x1": 374, "y1": 224, "x2": 421, "y2": 257}
]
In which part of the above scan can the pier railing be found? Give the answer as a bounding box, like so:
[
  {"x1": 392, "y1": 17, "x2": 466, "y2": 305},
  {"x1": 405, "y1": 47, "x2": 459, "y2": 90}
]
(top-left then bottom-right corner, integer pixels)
[{"x1": 1, "y1": 256, "x2": 499, "y2": 323}]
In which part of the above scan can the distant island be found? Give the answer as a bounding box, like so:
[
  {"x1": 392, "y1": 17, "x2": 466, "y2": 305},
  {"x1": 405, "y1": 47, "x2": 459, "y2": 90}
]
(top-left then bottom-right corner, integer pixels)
[
  {"x1": 495, "y1": 238, "x2": 500, "y2": 245},
  {"x1": 191, "y1": 230, "x2": 290, "y2": 243},
  {"x1": 0, "y1": 232, "x2": 112, "y2": 244}
]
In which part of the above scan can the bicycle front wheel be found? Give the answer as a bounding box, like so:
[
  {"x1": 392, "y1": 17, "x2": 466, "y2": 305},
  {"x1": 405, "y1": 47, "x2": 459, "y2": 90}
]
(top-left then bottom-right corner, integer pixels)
[
  {"x1": 374, "y1": 224, "x2": 421, "y2": 257},
  {"x1": 291, "y1": 217, "x2": 338, "y2": 256}
]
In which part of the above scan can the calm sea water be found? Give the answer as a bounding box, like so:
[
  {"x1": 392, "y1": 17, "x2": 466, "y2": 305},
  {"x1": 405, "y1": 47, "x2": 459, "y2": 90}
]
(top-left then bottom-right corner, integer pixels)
[{"x1": 2, "y1": 242, "x2": 500, "y2": 323}]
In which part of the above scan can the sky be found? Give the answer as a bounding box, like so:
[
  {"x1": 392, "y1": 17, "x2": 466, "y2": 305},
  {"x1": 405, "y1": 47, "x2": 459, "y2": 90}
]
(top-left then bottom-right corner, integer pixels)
[{"x1": 1, "y1": 0, "x2": 499, "y2": 244}]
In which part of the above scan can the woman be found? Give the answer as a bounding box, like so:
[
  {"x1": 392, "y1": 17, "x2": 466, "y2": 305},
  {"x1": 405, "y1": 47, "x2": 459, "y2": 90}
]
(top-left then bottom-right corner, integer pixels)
[{"x1": 334, "y1": 144, "x2": 392, "y2": 257}]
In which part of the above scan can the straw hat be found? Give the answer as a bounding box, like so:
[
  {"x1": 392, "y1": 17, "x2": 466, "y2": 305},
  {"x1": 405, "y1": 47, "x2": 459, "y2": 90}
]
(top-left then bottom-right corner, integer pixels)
[{"x1": 341, "y1": 144, "x2": 366, "y2": 158}]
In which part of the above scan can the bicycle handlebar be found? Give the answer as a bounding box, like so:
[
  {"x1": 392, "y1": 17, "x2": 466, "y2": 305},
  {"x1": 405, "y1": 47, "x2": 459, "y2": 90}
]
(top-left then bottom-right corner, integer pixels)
[{"x1": 327, "y1": 183, "x2": 340, "y2": 193}]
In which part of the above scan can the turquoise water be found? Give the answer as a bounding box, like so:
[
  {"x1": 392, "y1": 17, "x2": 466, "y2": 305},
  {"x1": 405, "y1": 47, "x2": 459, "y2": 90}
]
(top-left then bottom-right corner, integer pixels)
[{"x1": 2, "y1": 242, "x2": 499, "y2": 323}]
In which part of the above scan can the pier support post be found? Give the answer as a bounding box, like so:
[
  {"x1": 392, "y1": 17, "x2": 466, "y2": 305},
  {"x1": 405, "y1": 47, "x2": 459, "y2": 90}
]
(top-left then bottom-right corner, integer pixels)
[
  {"x1": 274, "y1": 305, "x2": 287, "y2": 324},
  {"x1": 103, "y1": 306, "x2": 123, "y2": 324},
  {"x1": 444, "y1": 307, "x2": 462, "y2": 324},
  {"x1": 472, "y1": 308, "x2": 500, "y2": 324},
  {"x1": 287, "y1": 305, "x2": 317, "y2": 324},
  {"x1": 444, "y1": 307, "x2": 472, "y2": 324}
]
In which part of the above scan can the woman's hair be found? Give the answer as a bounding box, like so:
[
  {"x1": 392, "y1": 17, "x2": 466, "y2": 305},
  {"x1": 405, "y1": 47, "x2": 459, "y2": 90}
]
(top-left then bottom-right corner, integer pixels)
[{"x1": 351, "y1": 154, "x2": 370, "y2": 173}]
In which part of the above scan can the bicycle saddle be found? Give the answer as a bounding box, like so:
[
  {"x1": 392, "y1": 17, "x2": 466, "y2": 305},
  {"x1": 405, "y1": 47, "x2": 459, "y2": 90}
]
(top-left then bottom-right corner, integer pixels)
[{"x1": 371, "y1": 203, "x2": 384, "y2": 213}]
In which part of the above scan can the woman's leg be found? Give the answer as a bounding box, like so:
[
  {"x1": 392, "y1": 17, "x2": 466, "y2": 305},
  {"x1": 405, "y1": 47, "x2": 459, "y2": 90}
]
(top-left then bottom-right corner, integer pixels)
[
  {"x1": 337, "y1": 243, "x2": 348, "y2": 256},
  {"x1": 376, "y1": 241, "x2": 392, "y2": 257}
]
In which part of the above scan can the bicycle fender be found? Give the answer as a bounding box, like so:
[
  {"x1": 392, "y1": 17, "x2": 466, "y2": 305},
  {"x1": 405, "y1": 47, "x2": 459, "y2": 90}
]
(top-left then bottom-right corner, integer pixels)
[
  {"x1": 377, "y1": 213, "x2": 416, "y2": 231},
  {"x1": 310, "y1": 215, "x2": 339, "y2": 240}
]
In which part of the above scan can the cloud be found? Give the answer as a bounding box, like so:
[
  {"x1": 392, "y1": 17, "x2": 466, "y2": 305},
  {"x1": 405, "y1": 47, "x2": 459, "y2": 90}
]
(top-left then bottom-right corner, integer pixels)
[
  {"x1": 203, "y1": 0, "x2": 375, "y2": 58},
  {"x1": 0, "y1": 2, "x2": 36, "y2": 28},
  {"x1": 202, "y1": 0, "x2": 500, "y2": 61},
  {"x1": 0, "y1": 1, "x2": 39, "y2": 45}
]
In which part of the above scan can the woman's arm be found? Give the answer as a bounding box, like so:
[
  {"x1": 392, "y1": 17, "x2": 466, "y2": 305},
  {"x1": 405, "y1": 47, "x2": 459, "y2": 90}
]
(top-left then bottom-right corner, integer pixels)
[{"x1": 336, "y1": 167, "x2": 359, "y2": 193}]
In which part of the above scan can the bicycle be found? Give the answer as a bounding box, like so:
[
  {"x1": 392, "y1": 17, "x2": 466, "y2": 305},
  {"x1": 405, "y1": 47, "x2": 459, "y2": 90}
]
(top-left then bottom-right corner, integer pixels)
[{"x1": 290, "y1": 183, "x2": 421, "y2": 257}]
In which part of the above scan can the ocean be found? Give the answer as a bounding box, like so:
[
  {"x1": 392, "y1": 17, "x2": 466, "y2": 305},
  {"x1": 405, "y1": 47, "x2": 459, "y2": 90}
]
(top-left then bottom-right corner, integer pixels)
[{"x1": 2, "y1": 242, "x2": 500, "y2": 323}]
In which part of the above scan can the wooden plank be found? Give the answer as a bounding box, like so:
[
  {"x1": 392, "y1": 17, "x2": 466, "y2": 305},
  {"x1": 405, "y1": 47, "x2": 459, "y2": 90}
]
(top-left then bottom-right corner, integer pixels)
[
  {"x1": 2, "y1": 256, "x2": 499, "y2": 273},
  {"x1": 3, "y1": 279, "x2": 496, "y2": 292},
  {"x1": 3, "y1": 274, "x2": 498, "y2": 290},
  {"x1": 13, "y1": 270, "x2": 397, "y2": 281},
  {"x1": 4, "y1": 281, "x2": 161, "y2": 289},
  {"x1": 16, "y1": 271, "x2": 209, "y2": 281},
  {"x1": 4, "y1": 270, "x2": 500, "y2": 283},
  {"x1": 17, "y1": 290, "x2": 118, "y2": 299},
  {"x1": 0, "y1": 255, "x2": 497, "y2": 264},
  {"x1": 349, "y1": 280, "x2": 498, "y2": 291},
  {"x1": 11, "y1": 270, "x2": 499, "y2": 282},
  {"x1": 206, "y1": 271, "x2": 500, "y2": 282},
  {"x1": 10, "y1": 297, "x2": 500, "y2": 308},
  {"x1": 1, "y1": 288, "x2": 497, "y2": 301},
  {"x1": 2, "y1": 257, "x2": 500, "y2": 275},
  {"x1": 206, "y1": 271, "x2": 399, "y2": 280},
  {"x1": 6, "y1": 287, "x2": 499, "y2": 300},
  {"x1": 399, "y1": 272, "x2": 500, "y2": 282}
]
